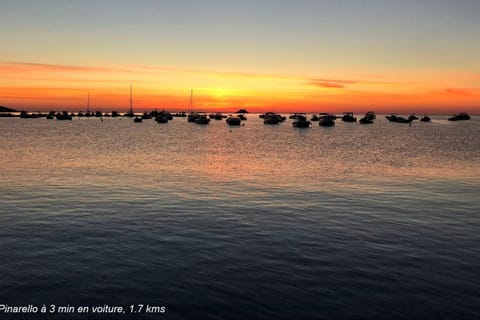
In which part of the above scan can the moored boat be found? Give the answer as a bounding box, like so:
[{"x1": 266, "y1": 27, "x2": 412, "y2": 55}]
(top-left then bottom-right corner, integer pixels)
[
  {"x1": 420, "y1": 115, "x2": 431, "y2": 122},
  {"x1": 386, "y1": 114, "x2": 413, "y2": 123},
  {"x1": 359, "y1": 117, "x2": 374, "y2": 124},
  {"x1": 292, "y1": 114, "x2": 311, "y2": 128},
  {"x1": 261, "y1": 112, "x2": 286, "y2": 123},
  {"x1": 319, "y1": 115, "x2": 335, "y2": 127},
  {"x1": 226, "y1": 116, "x2": 242, "y2": 126},
  {"x1": 155, "y1": 115, "x2": 169, "y2": 123},
  {"x1": 187, "y1": 112, "x2": 199, "y2": 122},
  {"x1": 289, "y1": 113, "x2": 305, "y2": 120},
  {"x1": 341, "y1": 112, "x2": 357, "y2": 122},
  {"x1": 365, "y1": 111, "x2": 376, "y2": 120},
  {"x1": 214, "y1": 113, "x2": 224, "y2": 120},
  {"x1": 263, "y1": 112, "x2": 281, "y2": 124},
  {"x1": 141, "y1": 112, "x2": 152, "y2": 119},
  {"x1": 448, "y1": 112, "x2": 471, "y2": 121},
  {"x1": 195, "y1": 114, "x2": 210, "y2": 125},
  {"x1": 56, "y1": 111, "x2": 73, "y2": 120},
  {"x1": 46, "y1": 111, "x2": 55, "y2": 120},
  {"x1": 359, "y1": 111, "x2": 375, "y2": 124},
  {"x1": 124, "y1": 84, "x2": 135, "y2": 117},
  {"x1": 19, "y1": 111, "x2": 41, "y2": 119}
]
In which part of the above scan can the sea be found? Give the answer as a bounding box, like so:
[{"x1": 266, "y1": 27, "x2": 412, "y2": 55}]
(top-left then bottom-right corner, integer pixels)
[{"x1": 0, "y1": 114, "x2": 479, "y2": 319}]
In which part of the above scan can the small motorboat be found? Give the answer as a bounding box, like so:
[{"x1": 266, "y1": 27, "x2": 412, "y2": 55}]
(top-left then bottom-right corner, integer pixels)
[
  {"x1": 56, "y1": 112, "x2": 73, "y2": 120},
  {"x1": 448, "y1": 112, "x2": 471, "y2": 121},
  {"x1": 195, "y1": 114, "x2": 210, "y2": 124},
  {"x1": 173, "y1": 112, "x2": 187, "y2": 117},
  {"x1": 155, "y1": 115, "x2": 169, "y2": 123},
  {"x1": 289, "y1": 113, "x2": 305, "y2": 119},
  {"x1": 359, "y1": 117, "x2": 374, "y2": 124},
  {"x1": 187, "y1": 112, "x2": 199, "y2": 122},
  {"x1": 263, "y1": 112, "x2": 281, "y2": 124},
  {"x1": 292, "y1": 115, "x2": 311, "y2": 128},
  {"x1": 226, "y1": 116, "x2": 242, "y2": 126},
  {"x1": 141, "y1": 112, "x2": 152, "y2": 119},
  {"x1": 155, "y1": 111, "x2": 172, "y2": 123},
  {"x1": 387, "y1": 114, "x2": 412, "y2": 123},
  {"x1": 365, "y1": 111, "x2": 376, "y2": 120},
  {"x1": 341, "y1": 112, "x2": 357, "y2": 122},
  {"x1": 209, "y1": 112, "x2": 224, "y2": 120},
  {"x1": 359, "y1": 111, "x2": 375, "y2": 124},
  {"x1": 319, "y1": 115, "x2": 335, "y2": 127}
]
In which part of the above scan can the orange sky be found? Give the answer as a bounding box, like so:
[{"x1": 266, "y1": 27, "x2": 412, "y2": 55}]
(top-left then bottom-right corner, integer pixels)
[
  {"x1": 1, "y1": 2, "x2": 479, "y2": 115},
  {"x1": 1, "y1": 61, "x2": 479, "y2": 114}
]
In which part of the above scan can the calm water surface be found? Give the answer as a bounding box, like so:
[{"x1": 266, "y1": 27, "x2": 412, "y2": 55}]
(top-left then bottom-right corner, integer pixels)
[{"x1": 1, "y1": 115, "x2": 479, "y2": 319}]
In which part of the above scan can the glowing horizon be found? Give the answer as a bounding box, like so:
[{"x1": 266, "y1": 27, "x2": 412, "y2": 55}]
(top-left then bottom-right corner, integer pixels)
[{"x1": 1, "y1": 61, "x2": 479, "y2": 115}]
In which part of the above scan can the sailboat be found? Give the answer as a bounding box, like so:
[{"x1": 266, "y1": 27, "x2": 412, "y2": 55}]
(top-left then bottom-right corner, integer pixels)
[
  {"x1": 187, "y1": 89, "x2": 199, "y2": 122},
  {"x1": 85, "y1": 91, "x2": 92, "y2": 117},
  {"x1": 125, "y1": 84, "x2": 135, "y2": 118}
]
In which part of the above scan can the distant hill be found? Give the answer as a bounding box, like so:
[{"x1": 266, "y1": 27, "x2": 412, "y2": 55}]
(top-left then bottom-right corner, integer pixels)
[
  {"x1": 0, "y1": 106, "x2": 17, "y2": 112},
  {"x1": 236, "y1": 109, "x2": 249, "y2": 113}
]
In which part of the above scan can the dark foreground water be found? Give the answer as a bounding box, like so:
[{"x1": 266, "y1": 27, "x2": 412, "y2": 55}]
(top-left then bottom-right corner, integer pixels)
[{"x1": 1, "y1": 115, "x2": 479, "y2": 319}]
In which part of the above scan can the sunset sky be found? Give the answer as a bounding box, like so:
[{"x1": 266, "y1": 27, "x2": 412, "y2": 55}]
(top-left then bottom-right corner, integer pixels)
[{"x1": 1, "y1": 0, "x2": 479, "y2": 114}]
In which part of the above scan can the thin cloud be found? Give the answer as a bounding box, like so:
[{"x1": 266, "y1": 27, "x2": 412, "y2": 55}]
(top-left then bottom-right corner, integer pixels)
[
  {"x1": 307, "y1": 77, "x2": 415, "y2": 89},
  {"x1": 309, "y1": 81, "x2": 347, "y2": 89},
  {"x1": 1, "y1": 61, "x2": 316, "y2": 82},
  {"x1": 444, "y1": 87, "x2": 480, "y2": 96},
  {"x1": 307, "y1": 78, "x2": 359, "y2": 89},
  {"x1": 0, "y1": 61, "x2": 114, "y2": 73}
]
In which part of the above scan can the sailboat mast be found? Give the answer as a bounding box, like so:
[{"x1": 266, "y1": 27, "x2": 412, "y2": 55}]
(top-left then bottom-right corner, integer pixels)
[
  {"x1": 129, "y1": 84, "x2": 133, "y2": 114},
  {"x1": 87, "y1": 91, "x2": 90, "y2": 114},
  {"x1": 189, "y1": 88, "x2": 193, "y2": 113}
]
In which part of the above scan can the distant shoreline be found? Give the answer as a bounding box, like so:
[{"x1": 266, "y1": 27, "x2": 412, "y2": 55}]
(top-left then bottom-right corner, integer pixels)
[
  {"x1": 0, "y1": 106, "x2": 17, "y2": 113},
  {"x1": 1, "y1": 106, "x2": 478, "y2": 118},
  {"x1": 0, "y1": 110, "x2": 475, "y2": 119}
]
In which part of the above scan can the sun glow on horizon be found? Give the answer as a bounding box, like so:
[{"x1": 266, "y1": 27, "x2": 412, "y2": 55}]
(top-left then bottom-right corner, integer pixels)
[{"x1": 0, "y1": 61, "x2": 479, "y2": 114}]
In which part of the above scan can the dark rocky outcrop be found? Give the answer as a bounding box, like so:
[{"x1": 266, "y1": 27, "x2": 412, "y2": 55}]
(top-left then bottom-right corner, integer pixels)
[{"x1": 0, "y1": 106, "x2": 17, "y2": 112}]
